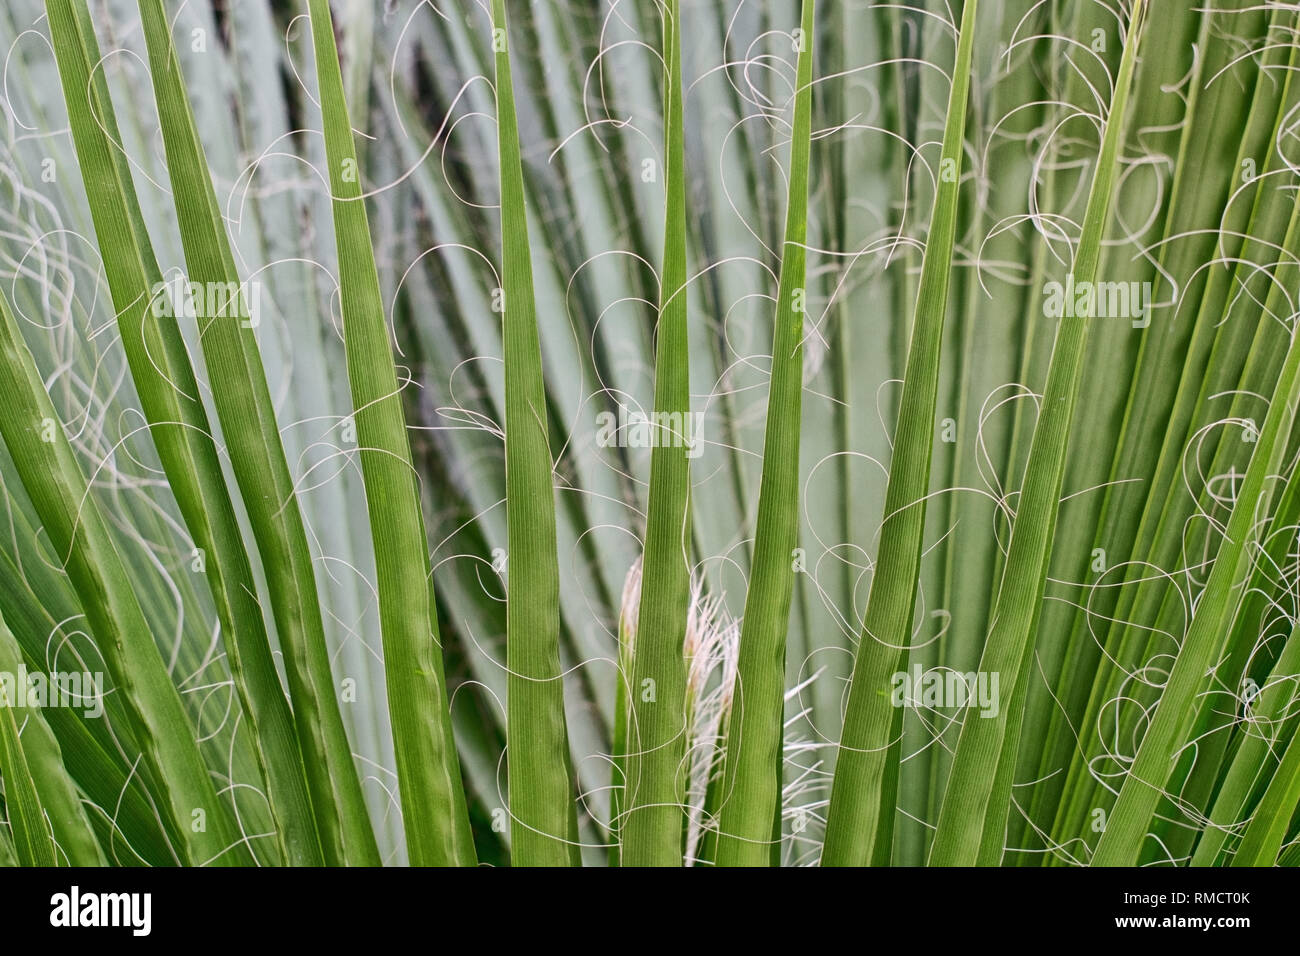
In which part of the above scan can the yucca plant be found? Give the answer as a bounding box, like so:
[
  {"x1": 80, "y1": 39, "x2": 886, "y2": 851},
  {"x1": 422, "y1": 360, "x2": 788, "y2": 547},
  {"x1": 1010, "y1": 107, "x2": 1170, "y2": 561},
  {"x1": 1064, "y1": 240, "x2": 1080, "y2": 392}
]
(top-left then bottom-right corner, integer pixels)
[{"x1": 0, "y1": 0, "x2": 1298, "y2": 869}]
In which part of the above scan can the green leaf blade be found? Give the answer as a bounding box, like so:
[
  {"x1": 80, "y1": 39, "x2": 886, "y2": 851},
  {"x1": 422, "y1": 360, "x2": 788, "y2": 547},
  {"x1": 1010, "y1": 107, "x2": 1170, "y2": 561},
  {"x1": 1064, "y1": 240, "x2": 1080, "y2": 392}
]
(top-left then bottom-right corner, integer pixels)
[
  {"x1": 491, "y1": 0, "x2": 579, "y2": 867},
  {"x1": 714, "y1": 0, "x2": 817, "y2": 868},
  {"x1": 308, "y1": 0, "x2": 474, "y2": 867},
  {"x1": 0, "y1": 285, "x2": 248, "y2": 866},
  {"x1": 619, "y1": 0, "x2": 694, "y2": 867},
  {"x1": 927, "y1": 0, "x2": 1149, "y2": 866},
  {"x1": 821, "y1": 0, "x2": 979, "y2": 867},
  {"x1": 46, "y1": 0, "x2": 326, "y2": 866}
]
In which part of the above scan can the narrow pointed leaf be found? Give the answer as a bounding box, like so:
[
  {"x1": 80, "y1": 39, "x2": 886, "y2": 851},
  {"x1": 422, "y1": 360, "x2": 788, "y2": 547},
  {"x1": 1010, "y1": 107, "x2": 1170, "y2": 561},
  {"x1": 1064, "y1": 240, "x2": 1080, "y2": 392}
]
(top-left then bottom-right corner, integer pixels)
[
  {"x1": 308, "y1": 0, "x2": 475, "y2": 866},
  {"x1": 714, "y1": 0, "x2": 816, "y2": 868},
  {"x1": 1094, "y1": 313, "x2": 1300, "y2": 865},
  {"x1": 491, "y1": 0, "x2": 580, "y2": 867},
  {"x1": 822, "y1": 0, "x2": 979, "y2": 866},
  {"x1": 620, "y1": 0, "x2": 693, "y2": 867},
  {"x1": 0, "y1": 286, "x2": 248, "y2": 865},
  {"x1": 45, "y1": 0, "x2": 324, "y2": 865},
  {"x1": 928, "y1": 0, "x2": 1148, "y2": 866}
]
